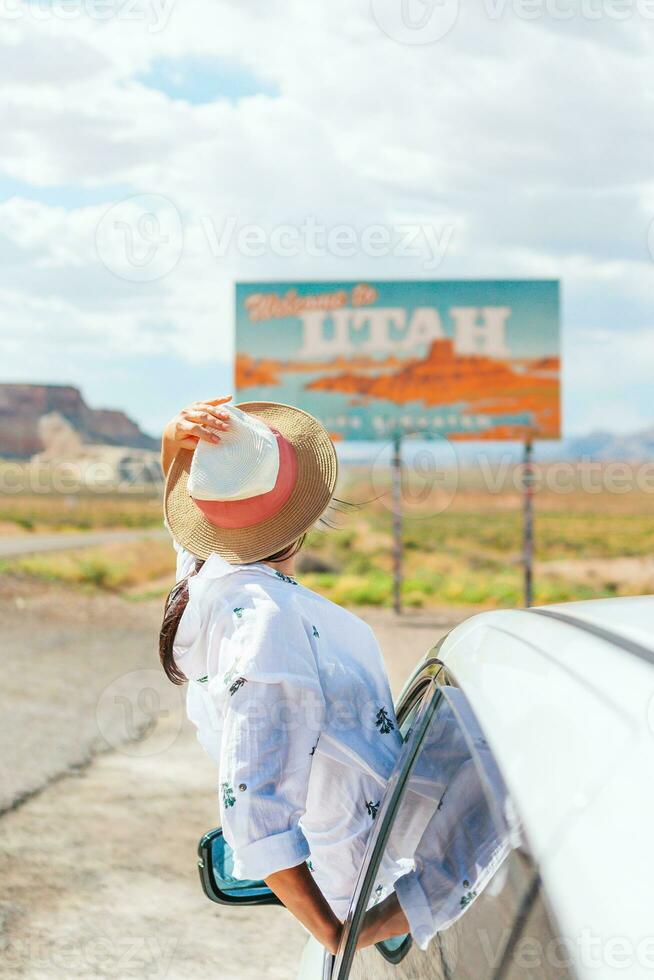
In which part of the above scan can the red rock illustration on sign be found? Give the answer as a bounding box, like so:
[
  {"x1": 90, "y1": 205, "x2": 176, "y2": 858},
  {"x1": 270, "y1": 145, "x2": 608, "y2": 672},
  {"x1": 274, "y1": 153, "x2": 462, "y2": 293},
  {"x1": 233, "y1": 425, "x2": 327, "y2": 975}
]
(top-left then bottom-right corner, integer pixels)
[{"x1": 236, "y1": 340, "x2": 560, "y2": 439}]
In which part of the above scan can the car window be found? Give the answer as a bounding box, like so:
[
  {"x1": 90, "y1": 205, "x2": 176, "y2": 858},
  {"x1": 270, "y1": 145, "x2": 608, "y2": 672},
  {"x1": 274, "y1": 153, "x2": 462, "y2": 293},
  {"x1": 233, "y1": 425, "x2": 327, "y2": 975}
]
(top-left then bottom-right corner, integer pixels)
[
  {"x1": 371, "y1": 678, "x2": 432, "y2": 963},
  {"x1": 335, "y1": 676, "x2": 574, "y2": 980}
]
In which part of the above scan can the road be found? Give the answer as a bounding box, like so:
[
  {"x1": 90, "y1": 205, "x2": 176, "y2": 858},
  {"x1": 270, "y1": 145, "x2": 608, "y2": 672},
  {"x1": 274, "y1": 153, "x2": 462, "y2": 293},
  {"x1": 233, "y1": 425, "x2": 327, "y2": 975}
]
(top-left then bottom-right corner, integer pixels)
[
  {"x1": 0, "y1": 574, "x2": 466, "y2": 979},
  {"x1": 0, "y1": 528, "x2": 167, "y2": 559}
]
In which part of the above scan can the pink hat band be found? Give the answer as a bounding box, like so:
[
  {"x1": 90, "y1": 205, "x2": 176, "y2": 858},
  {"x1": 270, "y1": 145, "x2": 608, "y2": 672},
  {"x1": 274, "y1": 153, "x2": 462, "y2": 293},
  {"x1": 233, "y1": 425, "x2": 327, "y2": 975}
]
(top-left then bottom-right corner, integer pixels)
[{"x1": 191, "y1": 429, "x2": 298, "y2": 530}]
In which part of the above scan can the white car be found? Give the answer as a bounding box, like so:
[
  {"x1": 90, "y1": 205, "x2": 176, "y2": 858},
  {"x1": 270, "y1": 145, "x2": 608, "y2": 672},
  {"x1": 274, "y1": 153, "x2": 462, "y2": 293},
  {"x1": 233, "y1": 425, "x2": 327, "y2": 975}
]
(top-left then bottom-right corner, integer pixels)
[{"x1": 198, "y1": 596, "x2": 654, "y2": 980}]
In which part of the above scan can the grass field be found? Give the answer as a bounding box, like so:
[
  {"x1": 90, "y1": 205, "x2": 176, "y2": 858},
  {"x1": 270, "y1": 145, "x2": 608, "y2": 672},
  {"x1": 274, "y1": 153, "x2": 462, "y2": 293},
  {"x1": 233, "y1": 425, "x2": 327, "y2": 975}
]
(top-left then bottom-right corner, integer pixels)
[
  {"x1": 1, "y1": 463, "x2": 652, "y2": 608},
  {"x1": 0, "y1": 492, "x2": 161, "y2": 534}
]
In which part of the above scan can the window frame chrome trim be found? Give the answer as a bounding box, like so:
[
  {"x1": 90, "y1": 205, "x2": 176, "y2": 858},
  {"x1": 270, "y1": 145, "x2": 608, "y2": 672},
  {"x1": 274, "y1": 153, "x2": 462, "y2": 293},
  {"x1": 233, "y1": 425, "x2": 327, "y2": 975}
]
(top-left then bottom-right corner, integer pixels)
[
  {"x1": 333, "y1": 672, "x2": 445, "y2": 979},
  {"x1": 370, "y1": 652, "x2": 451, "y2": 965}
]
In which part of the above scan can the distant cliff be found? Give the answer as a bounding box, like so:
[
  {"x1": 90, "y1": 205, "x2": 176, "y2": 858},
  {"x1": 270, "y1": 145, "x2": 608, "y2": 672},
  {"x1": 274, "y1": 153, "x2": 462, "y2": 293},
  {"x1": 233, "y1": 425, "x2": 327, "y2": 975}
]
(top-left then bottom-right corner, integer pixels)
[{"x1": 0, "y1": 384, "x2": 158, "y2": 458}]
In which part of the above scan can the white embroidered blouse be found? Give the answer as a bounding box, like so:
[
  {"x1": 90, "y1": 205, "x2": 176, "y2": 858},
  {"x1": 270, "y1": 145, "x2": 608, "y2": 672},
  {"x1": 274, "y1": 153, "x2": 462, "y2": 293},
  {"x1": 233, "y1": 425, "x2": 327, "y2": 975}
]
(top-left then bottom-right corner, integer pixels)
[{"x1": 172, "y1": 547, "x2": 403, "y2": 919}]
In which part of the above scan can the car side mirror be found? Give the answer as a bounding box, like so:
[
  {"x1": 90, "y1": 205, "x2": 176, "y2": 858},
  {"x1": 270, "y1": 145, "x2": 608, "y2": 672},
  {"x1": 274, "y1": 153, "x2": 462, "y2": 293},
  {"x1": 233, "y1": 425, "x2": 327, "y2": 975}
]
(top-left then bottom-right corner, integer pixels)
[{"x1": 197, "y1": 828, "x2": 283, "y2": 907}]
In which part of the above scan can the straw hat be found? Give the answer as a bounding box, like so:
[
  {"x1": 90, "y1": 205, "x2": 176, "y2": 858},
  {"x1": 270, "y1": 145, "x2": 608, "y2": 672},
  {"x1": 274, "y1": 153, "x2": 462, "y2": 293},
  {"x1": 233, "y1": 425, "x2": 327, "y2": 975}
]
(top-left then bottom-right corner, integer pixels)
[{"x1": 164, "y1": 401, "x2": 338, "y2": 563}]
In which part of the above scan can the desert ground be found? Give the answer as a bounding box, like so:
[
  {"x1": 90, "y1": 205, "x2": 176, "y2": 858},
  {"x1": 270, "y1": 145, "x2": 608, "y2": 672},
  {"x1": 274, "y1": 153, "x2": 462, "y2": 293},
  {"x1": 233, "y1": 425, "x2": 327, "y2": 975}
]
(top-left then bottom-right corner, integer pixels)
[{"x1": 0, "y1": 572, "x2": 462, "y2": 980}]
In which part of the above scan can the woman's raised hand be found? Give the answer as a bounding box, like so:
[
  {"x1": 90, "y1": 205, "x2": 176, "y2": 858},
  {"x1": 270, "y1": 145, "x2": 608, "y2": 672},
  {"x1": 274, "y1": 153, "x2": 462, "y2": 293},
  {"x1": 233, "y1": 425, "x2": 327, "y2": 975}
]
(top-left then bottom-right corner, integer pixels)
[
  {"x1": 161, "y1": 395, "x2": 232, "y2": 474},
  {"x1": 165, "y1": 395, "x2": 233, "y2": 449}
]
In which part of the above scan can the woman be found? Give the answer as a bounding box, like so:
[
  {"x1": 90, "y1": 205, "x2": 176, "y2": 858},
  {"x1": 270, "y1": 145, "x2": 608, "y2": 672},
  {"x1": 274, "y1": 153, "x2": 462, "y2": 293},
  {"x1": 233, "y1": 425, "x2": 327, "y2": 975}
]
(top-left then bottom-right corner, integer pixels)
[{"x1": 159, "y1": 396, "x2": 410, "y2": 954}]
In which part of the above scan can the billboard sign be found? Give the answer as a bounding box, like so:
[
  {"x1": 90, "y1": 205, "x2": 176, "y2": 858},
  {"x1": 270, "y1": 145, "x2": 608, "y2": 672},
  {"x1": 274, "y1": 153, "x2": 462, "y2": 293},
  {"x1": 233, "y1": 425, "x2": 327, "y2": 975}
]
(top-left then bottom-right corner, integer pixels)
[{"x1": 235, "y1": 280, "x2": 560, "y2": 441}]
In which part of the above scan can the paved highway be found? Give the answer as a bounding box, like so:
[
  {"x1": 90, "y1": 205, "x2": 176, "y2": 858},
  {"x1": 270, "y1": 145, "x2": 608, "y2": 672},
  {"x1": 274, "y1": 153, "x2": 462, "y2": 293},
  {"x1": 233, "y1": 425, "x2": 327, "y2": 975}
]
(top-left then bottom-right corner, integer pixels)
[{"x1": 0, "y1": 527, "x2": 168, "y2": 558}]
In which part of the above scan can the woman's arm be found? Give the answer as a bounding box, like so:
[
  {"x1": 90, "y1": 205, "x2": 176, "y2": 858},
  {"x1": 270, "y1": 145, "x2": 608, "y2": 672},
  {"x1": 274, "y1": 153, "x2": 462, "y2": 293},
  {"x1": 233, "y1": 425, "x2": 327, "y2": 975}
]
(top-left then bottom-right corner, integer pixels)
[
  {"x1": 265, "y1": 871, "x2": 406, "y2": 955},
  {"x1": 265, "y1": 865, "x2": 342, "y2": 955},
  {"x1": 356, "y1": 893, "x2": 410, "y2": 949},
  {"x1": 160, "y1": 395, "x2": 233, "y2": 476}
]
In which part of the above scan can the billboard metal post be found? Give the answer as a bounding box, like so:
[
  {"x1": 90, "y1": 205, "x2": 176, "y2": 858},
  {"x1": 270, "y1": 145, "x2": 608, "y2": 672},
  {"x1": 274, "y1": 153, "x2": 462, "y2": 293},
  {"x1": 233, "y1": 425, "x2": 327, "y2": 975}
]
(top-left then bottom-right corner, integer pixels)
[
  {"x1": 391, "y1": 432, "x2": 403, "y2": 616},
  {"x1": 522, "y1": 437, "x2": 534, "y2": 607}
]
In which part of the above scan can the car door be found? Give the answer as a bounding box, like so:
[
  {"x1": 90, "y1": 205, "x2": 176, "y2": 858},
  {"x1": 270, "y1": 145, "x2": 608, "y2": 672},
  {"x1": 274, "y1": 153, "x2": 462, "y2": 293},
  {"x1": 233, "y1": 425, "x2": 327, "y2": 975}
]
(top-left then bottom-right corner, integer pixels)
[{"x1": 332, "y1": 659, "x2": 576, "y2": 980}]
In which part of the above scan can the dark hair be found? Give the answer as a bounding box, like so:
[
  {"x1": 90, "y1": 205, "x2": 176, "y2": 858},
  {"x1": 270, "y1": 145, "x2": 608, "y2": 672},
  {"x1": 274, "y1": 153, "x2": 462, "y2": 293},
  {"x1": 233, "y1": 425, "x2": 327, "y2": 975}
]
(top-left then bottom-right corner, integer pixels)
[{"x1": 159, "y1": 536, "x2": 306, "y2": 685}]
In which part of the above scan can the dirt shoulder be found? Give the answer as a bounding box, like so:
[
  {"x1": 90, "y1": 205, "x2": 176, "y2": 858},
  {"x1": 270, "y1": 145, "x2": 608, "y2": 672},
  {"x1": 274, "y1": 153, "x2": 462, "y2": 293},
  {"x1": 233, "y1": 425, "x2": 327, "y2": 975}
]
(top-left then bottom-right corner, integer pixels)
[{"x1": 0, "y1": 576, "x2": 166, "y2": 813}]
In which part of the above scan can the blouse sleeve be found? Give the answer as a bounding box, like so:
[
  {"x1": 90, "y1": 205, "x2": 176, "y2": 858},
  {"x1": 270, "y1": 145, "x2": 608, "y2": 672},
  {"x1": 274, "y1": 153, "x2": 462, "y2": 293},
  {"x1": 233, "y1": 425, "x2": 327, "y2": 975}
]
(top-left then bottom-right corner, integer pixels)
[{"x1": 214, "y1": 600, "x2": 326, "y2": 881}]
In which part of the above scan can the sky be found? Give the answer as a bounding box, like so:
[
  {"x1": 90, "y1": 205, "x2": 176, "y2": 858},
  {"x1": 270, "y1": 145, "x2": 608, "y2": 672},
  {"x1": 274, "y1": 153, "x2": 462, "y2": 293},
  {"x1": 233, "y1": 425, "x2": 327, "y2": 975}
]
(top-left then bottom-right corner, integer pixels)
[{"x1": 1, "y1": 0, "x2": 654, "y2": 438}]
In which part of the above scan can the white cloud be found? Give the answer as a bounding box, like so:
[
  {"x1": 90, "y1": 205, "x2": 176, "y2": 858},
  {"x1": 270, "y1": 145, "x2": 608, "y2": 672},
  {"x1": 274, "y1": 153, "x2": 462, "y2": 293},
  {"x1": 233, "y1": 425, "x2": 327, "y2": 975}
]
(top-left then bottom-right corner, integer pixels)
[{"x1": 1, "y1": 0, "x2": 653, "y2": 429}]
